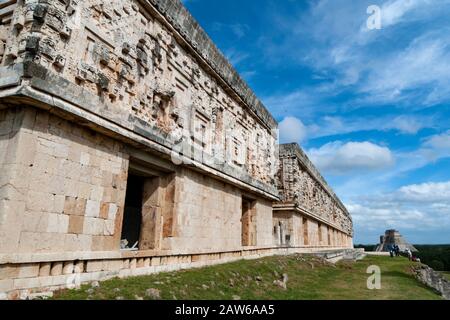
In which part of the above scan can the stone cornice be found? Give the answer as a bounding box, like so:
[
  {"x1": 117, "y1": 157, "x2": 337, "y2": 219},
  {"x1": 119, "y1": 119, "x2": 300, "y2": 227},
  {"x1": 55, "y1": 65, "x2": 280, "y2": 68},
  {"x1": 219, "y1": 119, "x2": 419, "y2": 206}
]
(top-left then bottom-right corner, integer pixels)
[
  {"x1": 280, "y1": 143, "x2": 351, "y2": 219},
  {"x1": 139, "y1": 0, "x2": 277, "y2": 130}
]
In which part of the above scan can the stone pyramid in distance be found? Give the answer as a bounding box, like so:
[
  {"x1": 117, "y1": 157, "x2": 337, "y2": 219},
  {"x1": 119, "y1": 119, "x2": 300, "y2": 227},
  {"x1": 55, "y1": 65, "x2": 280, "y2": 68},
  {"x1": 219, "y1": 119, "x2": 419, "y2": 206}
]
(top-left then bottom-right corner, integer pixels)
[{"x1": 375, "y1": 230, "x2": 418, "y2": 252}]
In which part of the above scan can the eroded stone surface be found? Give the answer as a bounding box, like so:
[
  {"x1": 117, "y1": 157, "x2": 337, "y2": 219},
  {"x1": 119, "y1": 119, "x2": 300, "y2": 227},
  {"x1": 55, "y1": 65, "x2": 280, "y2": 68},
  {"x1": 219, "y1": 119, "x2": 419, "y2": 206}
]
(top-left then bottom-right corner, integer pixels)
[
  {"x1": 277, "y1": 144, "x2": 353, "y2": 236},
  {"x1": 1, "y1": 0, "x2": 278, "y2": 190},
  {"x1": 0, "y1": 0, "x2": 354, "y2": 299}
]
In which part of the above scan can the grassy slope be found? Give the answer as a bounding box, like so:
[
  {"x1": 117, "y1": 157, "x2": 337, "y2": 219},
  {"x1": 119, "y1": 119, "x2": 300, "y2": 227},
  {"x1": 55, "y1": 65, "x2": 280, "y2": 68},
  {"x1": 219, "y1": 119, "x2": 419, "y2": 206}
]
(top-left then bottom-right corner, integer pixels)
[
  {"x1": 53, "y1": 255, "x2": 442, "y2": 300},
  {"x1": 442, "y1": 272, "x2": 450, "y2": 281}
]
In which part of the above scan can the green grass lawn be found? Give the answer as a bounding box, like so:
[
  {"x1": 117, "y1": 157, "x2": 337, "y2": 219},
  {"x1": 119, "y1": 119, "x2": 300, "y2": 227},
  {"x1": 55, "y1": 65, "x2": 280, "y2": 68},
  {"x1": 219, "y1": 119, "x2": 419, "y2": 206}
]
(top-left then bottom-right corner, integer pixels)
[{"x1": 53, "y1": 255, "x2": 442, "y2": 300}]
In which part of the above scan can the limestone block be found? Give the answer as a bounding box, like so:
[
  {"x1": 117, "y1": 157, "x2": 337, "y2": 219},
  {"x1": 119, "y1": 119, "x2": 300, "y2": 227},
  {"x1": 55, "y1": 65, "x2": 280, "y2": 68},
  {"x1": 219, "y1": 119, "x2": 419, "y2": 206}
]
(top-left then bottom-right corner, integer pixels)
[
  {"x1": 36, "y1": 138, "x2": 57, "y2": 157},
  {"x1": 17, "y1": 264, "x2": 40, "y2": 279},
  {"x1": 92, "y1": 235, "x2": 116, "y2": 251},
  {"x1": 104, "y1": 260, "x2": 122, "y2": 272},
  {"x1": 18, "y1": 232, "x2": 66, "y2": 253},
  {"x1": 0, "y1": 265, "x2": 19, "y2": 280},
  {"x1": 63, "y1": 196, "x2": 86, "y2": 216},
  {"x1": 53, "y1": 142, "x2": 69, "y2": 159},
  {"x1": 50, "y1": 262, "x2": 63, "y2": 276},
  {"x1": 63, "y1": 262, "x2": 74, "y2": 275},
  {"x1": 0, "y1": 200, "x2": 26, "y2": 254},
  {"x1": 13, "y1": 276, "x2": 53, "y2": 290},
  {"x1": 51, "y1": 275, "x2": 71, "y2": 287},
  {"x1": 68, "y1": 215, "x2": 84, "y2": 234},
  {"x1": 26, "y1": 191, "x2": 51, "y2": 213},
  {"x1": 78, "y1": 182, "x2": 92, "y2": 200},
  {"x1": 67, "y1": 145, "x2": 82, "y2": 163},
  {"x1": 101, "y1": 171, "x2": 113, "y2": 187},
  {"x1": 0, "y1": 279, "x2": 13, "y2": 292},
  {"x1": 39, "y1": 263, "x2": 52, "y2": 277},
  {"x1": 53, "y1": 195, "x2": 66, "y2": 214},
  {"x1": 21, "y1": 211, "x2": 48, "y2": 233},
  {"x1": 90, "y1": 186, "x2": 104, "y2": 201},
  {"x1": 59, "y1": 159, "x2": 80, "y2": 181},
  {"x1": 80, "y1": 152, "x2": 90, "y2": 166},
  {"x1": 14, "y1": 132, "x2": 38, "y2": 167},
  {"x1": 103, "y1": 220, "x2": 115, "y2": 236},
  {"x1": 150, "y1": 257, "x2": 161, "y2": 267},
  {"x1": 74, "y1": 261, "x2": 85, "y2": 274},
  {"x1": 46, "y1": 213, "x2": 69, "y2": 233},
  {"x1": 86, "y1": 260, "x2": 103, "y2": 273},
  {"x1": 83, "y1": 217, "x2": 104, "y2": 235},
  {"x1": 108, "y1": 203, "x2": 118, "y2": 220},
  {"x1": 63, "y1": 179, "x2": 79, "y2": 198},
  {"x1": 99, "y1": 202, "x2": 109, "y2": 220}
]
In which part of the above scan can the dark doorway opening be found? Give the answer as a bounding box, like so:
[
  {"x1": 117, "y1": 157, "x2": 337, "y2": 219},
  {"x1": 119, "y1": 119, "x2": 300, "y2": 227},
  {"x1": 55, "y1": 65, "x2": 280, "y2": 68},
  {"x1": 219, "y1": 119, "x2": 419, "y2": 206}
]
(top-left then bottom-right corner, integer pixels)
[{"x1": 121, "y1": 174, "x2": 145, "y2": 250}]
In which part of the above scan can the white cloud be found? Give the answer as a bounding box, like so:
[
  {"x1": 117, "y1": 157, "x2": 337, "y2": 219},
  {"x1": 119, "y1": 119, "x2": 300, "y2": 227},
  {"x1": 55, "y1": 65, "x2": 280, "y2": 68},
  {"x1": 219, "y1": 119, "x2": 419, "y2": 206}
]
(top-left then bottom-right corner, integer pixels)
[
  {"x1": 347, "y1": 180, "x2": 450, "y2": 239},
  {"x1": 399, "y1": 131, "x2": 450, "y2": 169},
  {"x1": 380, "y1": 0, "x2": 431, "y2": 28},
  {"x1": 307, "y1": 114, "x2": 432, "y2": 139},
  {"x1": 263, "y1": 90, "x2": 325, "y2": 121},
  {"x1": 307, "y1": 141, "x2": 394, "y2": 174},
  {"x1": 261, "y1": 0, "x2": 450, "y2": 108},
  {"x1": 423, "y1": 130, "x2": 450, "y2": 150},
  {"x1": 362, "y1": 32, "x2": 450, "y2": 105},
  {"x1": 398, "y1": 181, "x2": 450, "y2": 202},
  {"x1": 279, "y1": 117, "x2": 307, "y2": 143}
]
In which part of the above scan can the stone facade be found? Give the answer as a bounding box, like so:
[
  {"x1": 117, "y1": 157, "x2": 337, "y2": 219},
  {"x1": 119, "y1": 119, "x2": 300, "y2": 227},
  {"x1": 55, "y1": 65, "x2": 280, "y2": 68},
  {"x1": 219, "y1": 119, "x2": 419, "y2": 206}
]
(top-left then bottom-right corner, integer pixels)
[
  {"x1": 376, "y1": 230, "x2": 418, "y2": 252},
  {"x1": 0, "y1": 107, "x2": 128, "y2": 255},
  {"x1": 274, "y1": 144, "x2": 353, "y2": 248},
  {"x1": 0, "y1": 0, "x2": 353, "y2": 299}
]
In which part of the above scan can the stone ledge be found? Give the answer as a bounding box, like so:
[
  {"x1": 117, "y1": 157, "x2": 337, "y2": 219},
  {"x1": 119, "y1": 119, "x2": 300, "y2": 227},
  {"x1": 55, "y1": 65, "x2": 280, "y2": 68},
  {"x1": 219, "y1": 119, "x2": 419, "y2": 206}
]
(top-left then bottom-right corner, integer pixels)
[
  {"x1": 0, "y1": 246, "x2": 355, "y2": 299},
  {"x1": 273, "y1": 203, "x2": 352, "y2": 236},
  {"x1": 0, "y1": 245, "x2": 352, "y2": 265},
  {"x1": 0, "y1": 65, "x2": 279, "y2": 199}
]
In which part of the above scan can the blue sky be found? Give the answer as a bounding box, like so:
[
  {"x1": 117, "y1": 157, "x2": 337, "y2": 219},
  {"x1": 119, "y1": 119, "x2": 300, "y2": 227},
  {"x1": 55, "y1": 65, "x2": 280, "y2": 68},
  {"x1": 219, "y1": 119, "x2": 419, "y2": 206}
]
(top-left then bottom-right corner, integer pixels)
[{"x1": 182, "y1": 0, "x2": 450, "y2": 244}]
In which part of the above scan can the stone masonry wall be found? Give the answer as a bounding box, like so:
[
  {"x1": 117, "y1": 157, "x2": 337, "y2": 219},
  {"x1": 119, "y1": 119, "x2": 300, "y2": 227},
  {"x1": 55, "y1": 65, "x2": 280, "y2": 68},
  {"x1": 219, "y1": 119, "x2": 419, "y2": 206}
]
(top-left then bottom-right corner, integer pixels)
[
  {"x1": 0, "y1": 0, "x2": 278, "y2": 194},
  {"x1": 0, "y1": 0, "x2": 356, "y2": 299},
  {"x1": 164, "y1": 167, "x2": 273, "y2": 252},
  {"x1": 0, "y1": 105, "x2": 275, "y2": 256},
  {"x1": 0, "y1": 106, "x2": 129, "y2": 254},
  {"x1": 278, "y1": 144, "x2": 353, "y2": 236},
  {"x1": 272, "y1": 212, "x2": 352, "y2": 248}
]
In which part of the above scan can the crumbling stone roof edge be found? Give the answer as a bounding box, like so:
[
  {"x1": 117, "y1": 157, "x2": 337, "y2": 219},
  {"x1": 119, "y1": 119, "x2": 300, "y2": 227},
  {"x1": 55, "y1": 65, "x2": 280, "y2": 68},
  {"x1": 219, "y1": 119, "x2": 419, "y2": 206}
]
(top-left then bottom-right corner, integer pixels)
[
  {"x1": 142, "y1": 0, "x2": 277, "y2": 130},
  {"x1": 280, "y1": 143, "x2": 351, "y2": 218}
]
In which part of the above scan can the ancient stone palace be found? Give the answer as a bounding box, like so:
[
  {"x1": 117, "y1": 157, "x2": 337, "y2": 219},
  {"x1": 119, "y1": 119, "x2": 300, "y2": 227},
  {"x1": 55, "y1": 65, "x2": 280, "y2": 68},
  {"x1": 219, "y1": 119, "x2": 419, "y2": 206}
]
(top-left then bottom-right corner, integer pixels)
[{"x1": 0, "y1": 0, "x2": 353, "y2": 298}]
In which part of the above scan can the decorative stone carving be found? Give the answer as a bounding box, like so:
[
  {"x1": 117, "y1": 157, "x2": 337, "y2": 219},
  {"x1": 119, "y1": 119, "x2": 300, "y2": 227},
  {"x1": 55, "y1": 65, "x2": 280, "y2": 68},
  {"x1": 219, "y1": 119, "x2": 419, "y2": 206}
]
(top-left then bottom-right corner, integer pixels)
[{"x1": 278, "y1": 144, "x2": 353, "y2": 235}]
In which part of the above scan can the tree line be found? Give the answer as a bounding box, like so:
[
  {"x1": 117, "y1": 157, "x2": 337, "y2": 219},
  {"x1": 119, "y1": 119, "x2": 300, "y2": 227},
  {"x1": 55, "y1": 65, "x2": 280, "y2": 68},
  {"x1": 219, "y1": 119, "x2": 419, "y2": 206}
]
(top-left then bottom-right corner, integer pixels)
[{"x1": 354, "y1": 244, "x2": 450, "y2": 271}]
